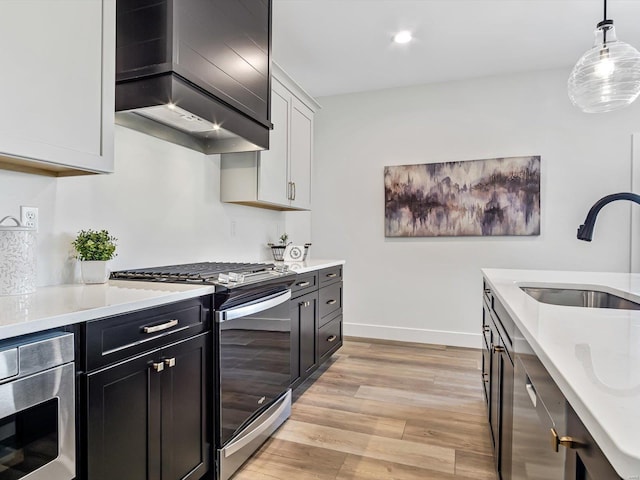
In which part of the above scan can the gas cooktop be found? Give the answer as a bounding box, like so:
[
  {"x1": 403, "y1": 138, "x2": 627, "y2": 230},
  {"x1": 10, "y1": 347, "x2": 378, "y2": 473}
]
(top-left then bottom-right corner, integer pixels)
[{"x1": 111, "y1": 261, "x2": 293, "y2": 288}]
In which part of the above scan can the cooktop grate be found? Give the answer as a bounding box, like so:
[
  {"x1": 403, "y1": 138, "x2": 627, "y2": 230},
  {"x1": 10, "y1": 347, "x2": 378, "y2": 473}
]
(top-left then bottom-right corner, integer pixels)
[{"x1": 111, "y1": 262, "x2": 276, "y2": 282}]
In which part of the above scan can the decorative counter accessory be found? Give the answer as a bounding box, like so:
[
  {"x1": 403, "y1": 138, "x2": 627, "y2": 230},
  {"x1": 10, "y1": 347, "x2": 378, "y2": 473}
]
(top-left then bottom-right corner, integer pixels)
[
  {"x1": 0, "y1": 216, "x2": 36, "y2": 295},
  {"x1": 72, "y1": 229, "x2": 117, "y2": 284},
  {"x1": 268, "y1": 233, "x2": 311, "y2": 261}
]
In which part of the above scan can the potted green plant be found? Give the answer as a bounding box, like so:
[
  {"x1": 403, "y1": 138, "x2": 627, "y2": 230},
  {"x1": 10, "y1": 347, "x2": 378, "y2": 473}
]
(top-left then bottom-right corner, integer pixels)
[{"x1": 72, "y1": 229, "x2": 117, "y2": 284}]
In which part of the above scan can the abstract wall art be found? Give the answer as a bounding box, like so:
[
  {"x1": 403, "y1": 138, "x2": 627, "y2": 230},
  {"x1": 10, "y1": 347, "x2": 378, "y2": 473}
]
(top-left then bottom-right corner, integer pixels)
[{"x1": 384, "y1": 156, "x2": 540, "y2": 237}]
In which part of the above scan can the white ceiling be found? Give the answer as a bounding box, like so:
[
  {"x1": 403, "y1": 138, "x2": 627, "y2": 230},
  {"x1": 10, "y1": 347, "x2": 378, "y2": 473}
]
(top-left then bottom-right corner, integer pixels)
[{"x1": 272, "y1": 0, "x2": 640, "y2": 98}]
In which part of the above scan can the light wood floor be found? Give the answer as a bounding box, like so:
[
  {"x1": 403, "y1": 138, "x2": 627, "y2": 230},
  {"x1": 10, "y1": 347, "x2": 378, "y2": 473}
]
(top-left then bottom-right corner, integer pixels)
[{"x1": 233, "y1": 339, "x2": 497, "y2": 480}]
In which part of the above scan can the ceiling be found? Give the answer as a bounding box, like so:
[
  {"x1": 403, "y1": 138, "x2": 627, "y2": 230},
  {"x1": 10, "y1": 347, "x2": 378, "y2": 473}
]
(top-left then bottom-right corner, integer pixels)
[{"x1": 272, "y1": 0, "x2": 640, "y2": 98}]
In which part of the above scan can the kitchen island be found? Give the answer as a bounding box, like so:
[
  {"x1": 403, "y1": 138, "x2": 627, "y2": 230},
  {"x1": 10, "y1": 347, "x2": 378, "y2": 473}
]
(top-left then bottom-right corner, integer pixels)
[{"x1": 483, "y1": 268, "x2": 640, "y2": 479}]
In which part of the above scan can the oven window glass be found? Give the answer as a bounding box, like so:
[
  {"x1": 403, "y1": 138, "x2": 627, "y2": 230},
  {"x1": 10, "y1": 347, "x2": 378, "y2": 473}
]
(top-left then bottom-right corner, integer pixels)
[
  {"x1": 219, "y1": 296, "x2": 291, "y2": 446},
  {"x1": 0, "y1": 398, "x2": 59, "y2": 480}
]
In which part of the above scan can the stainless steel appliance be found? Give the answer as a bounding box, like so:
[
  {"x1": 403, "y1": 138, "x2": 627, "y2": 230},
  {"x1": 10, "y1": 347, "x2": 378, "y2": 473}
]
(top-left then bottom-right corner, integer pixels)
[
  {"x1": 511, "y1": 354, "x2": 566, "y2": 480},
  {"x1": 216, "y1": 287, "x2": 292, "y2": 480},
  {"x1": 0, "y1": 331, "x2": 75, "y2": 480},
  {"x1": 112, "y1": 262, "x2": 295, "y2": 480}
]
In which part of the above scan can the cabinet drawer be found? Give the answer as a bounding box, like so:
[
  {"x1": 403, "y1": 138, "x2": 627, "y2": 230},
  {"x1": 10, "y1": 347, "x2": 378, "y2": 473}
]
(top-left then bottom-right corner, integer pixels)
[
  {"x1": 319, "y1": 265, "x2": 342, "y2": 286},
  {"x1": 481, "y1": 337, "x2": 490, "y2": 404},
  {"x1": 85, "y1": 296, "x2": 210, "y2": 371},
  {"x1": 291, "y1": 272, "x2": 318, "y2": 297},
  {"x1": 319, "y1": 282, "x2": 342, "y2": 326},
  {"x1": 482, "y1": 305, "x2": 492, "y2": 348},
  {"x1": 318, "y1": 314, "x2": 342, "y2": 360}
]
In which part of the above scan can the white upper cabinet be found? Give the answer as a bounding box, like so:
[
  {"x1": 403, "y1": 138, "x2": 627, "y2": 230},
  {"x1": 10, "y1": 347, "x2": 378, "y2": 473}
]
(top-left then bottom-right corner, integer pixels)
[
  {"x1": 0, "y1": 0, "x2": 115, "y2": 176},
  {"x1": 220, "y1": 63, "x2": 320, "y2": 211},
  {"x1": 257, "y1": 79, "x2": 291, "y2": 206},
  {"x1": 288, "y1": 96, "x2": 313, "y2": 210}
]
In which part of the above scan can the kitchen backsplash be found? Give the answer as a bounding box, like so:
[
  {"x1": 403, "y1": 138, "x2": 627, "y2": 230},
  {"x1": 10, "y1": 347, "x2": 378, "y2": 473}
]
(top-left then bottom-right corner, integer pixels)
[{"x1": 0, "y1": 126, "x2": 311, "y2": 287}]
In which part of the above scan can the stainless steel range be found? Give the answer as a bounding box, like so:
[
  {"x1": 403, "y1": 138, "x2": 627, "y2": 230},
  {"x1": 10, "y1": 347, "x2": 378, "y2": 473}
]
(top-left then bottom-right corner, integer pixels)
[
  {"x1": 111, "y1": 261, "x2": 292, "y2": 286},
  {"x1": 112, "y1": 262, "x2": 295, "y2": 480}
]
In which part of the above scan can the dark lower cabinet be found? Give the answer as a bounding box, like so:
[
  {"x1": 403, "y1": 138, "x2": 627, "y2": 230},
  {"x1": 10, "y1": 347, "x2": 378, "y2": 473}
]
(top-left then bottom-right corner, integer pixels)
[
  {"x1": 86, "y1": 332, "x2": 210, "y2": 480},
  {"x1": 484, "y1": 287, "x2": 513, "y2": 480},
  {"x1": 564, "y1": 404, "x2": 621, "y2": 480},
  {"x1": 290, "y1": 290, "x2": 318, "y2": 387},
  {"x1": 483, "y1": 279, "x2": 622, "y2": 480},
  {"x1": 290, "y1": 266, "x2": 344, "y2": 389}
]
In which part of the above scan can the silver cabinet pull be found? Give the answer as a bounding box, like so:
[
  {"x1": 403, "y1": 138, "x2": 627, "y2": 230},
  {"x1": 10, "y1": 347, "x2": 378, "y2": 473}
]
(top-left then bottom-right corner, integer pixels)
[
  {"x1": 299, "y1": 301, "x2": 310, "y2": 307},
  {"x1": 327, "y1": 335, "x2": 337, "y2": 343},
  {"x1": 296, "y1": 281, "x2": 310, "y2": 287},
  {"x1": 292, "y1": 182, "x2": 296, "y2": 201},
  {"x1": 326, "y1": 273, "x2": 337, "y2": 278},
  {"x1": 143, "y1": 319, "x2": 178, "y2": 334},
  {"x1": 164, "y1": 358, "x2": 176, "y2": 368},
  {"x1": 326, "y1": 299, "x2": 337, "y2": 305},
  {"x1": 152, "y1": 362, "x2": 164, "y2": 372}
]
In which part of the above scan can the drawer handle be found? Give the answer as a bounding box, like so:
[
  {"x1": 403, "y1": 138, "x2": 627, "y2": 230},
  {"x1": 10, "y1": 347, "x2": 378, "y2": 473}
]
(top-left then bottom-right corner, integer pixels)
[
  {"x1": 296, "y1": 281, "x2": 311, "y2": 287},
  {"x1": 326, "y1": 299, "x2": 337, "y2": 305},
  {"x1": 164, "y1": 357, "x2": 176, "y2": 368},
  {"x1": 483, "y1": 326, "x2": 490, "y2": 333},
  {"x1": 152, "y1": 362, "x2": 164, "y2": 372},
  {"x1": 550, "y1": 428, "x2": 583, "y2": 452},
  {"x1": 143, "y1": 319, "x2": 179, "y2": 334},
  {"x1": 493, "y1": 345, "x2": 505, "y2": 353},
  {"x1": 327, "y1": 335, "x2": 337, "y2": 343},
  {"x1": 482, "y1": 373, "x2": 489, "y2": 383},
  {"x1": 300, "y1": 301, "x2": 310, "y2": 307},
  {"x1": 326, "y1": 273, "x2": 337, "y2": 278}
]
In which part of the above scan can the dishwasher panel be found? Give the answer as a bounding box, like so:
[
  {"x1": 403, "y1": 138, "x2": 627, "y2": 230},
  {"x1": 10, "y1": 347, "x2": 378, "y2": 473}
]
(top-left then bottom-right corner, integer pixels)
[{"x1": 511, "y1": 355, "x2": 565, "y2": 480}]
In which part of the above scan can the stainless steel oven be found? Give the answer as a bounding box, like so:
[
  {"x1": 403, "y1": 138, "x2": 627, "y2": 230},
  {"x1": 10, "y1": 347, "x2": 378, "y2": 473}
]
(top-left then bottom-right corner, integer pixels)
[
  {"x1": 110, "y1": 261, "x2": 296, "y2": 480},
  {"x1": 0, "y1": 332, "x2": 75, "y2": 480},
  {"x1": 215, "y1": 287, "x2": 293, "y2": 480}
]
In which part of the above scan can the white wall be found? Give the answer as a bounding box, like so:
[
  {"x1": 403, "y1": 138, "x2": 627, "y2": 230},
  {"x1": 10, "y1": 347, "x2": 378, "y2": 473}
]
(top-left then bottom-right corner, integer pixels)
[
  {"x1": 311, "y1": 68, "x2": 639, "y2": 348},
  {"x1": 0, "y1": 126, "x2": 289, "y2": 286}
]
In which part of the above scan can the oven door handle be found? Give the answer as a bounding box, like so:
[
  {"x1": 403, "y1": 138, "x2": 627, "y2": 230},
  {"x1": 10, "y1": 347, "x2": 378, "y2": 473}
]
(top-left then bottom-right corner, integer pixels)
[{"x1": 216, "y1": 290, "x2": 292, "y2": 322}]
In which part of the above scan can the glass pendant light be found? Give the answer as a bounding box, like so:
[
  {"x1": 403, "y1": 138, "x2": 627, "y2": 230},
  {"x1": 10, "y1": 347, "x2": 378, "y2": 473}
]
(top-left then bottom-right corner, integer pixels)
[{"x1": 568, "y1": 0, "x2": 640, "y2": 113}]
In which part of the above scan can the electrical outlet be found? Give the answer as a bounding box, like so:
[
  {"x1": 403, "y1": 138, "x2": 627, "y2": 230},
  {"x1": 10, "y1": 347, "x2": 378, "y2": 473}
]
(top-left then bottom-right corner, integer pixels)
[{"x1": 20, "y1": 206, "x2": 38, "y2": 232}]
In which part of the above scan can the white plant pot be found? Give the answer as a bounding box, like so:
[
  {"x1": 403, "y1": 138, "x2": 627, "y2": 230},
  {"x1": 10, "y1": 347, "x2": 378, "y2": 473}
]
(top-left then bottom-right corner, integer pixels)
[{"x1": 80, "y1": 261, "x2": 110, "y2": 284}]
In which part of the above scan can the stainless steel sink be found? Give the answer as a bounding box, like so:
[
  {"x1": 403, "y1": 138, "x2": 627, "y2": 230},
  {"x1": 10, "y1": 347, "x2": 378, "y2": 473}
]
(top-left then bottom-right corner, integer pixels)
[{"x1": 520, "y1": 286, "x2": 640, "y2": 310}]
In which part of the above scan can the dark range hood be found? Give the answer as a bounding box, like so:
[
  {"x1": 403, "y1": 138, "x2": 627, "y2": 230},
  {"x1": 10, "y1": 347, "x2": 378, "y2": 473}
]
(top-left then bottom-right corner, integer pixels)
[{"x1": 115, "y1": 0, "x2": 272, "y2": 154}]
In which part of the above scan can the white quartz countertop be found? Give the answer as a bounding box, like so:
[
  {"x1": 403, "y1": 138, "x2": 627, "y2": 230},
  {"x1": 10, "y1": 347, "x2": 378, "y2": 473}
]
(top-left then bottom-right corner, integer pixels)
[
  {"x1": 482, "y1": 268, "x2": 640, "y2": 479},
  {"x1": 279, "y1": 259, "x2": 345, "y2": 274},
  {"x1": 0, "y1": 261, "x2": 345, "y2": 341},
  {"x1": 0, "y1": 281, "x2": 215, "y2": 341}
]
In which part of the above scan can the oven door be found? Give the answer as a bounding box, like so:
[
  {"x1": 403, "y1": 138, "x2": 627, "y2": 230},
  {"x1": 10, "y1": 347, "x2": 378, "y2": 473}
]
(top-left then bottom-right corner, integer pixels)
[
  {"x1": 216, "y1": 289, "x2": 292, "y2": 447},
  {"x1": 0, "y1": 362, "x2": 75, "y2": 480}
]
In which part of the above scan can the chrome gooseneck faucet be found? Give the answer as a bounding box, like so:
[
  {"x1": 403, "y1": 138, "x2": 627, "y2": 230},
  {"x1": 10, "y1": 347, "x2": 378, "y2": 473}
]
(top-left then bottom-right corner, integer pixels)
[{"x1": 577, "y1": 192, "x2": 640, "y2": 241}]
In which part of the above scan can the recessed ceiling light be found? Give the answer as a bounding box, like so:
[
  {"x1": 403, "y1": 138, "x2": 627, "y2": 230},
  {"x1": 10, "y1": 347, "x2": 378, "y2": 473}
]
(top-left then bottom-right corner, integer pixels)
[{"x1": 393, "y1": 31, "x2": 412, "y2": 44}]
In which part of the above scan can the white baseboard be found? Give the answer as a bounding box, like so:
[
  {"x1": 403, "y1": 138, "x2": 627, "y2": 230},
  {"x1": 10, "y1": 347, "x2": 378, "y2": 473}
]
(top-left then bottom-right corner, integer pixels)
[{"x1": 343, "y1": 322, "x2": 482, "y2": 349}]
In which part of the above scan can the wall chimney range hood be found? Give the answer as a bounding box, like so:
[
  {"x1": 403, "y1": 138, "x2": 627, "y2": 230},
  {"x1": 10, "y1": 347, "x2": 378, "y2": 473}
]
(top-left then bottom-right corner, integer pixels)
[{"x1": 115, "y1": 0, "x2": 272, "y2": 154}]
